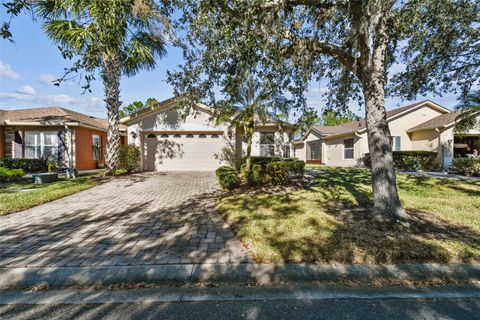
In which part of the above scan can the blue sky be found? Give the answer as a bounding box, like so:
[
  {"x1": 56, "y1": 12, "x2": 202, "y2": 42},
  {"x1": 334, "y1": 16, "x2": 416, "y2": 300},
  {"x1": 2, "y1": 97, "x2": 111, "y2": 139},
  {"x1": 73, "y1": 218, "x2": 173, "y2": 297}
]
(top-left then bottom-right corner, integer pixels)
[{"x1": 0, "y1": 10, "x2": 462, "y2": 120}]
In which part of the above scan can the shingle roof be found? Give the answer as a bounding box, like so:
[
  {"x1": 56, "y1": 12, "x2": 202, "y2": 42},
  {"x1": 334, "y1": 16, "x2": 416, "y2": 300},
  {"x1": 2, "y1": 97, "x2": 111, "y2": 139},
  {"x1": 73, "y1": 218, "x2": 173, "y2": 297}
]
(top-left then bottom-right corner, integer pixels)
[
  {"x1": 310, "y1": 100, "x2": 447, "y2": 138},
  {"x1": 0, "y1": 107, "x2": 126, "y2": 131},
  {"x1": 407, "y1": 111, "x2": 460, "y2": 132}
]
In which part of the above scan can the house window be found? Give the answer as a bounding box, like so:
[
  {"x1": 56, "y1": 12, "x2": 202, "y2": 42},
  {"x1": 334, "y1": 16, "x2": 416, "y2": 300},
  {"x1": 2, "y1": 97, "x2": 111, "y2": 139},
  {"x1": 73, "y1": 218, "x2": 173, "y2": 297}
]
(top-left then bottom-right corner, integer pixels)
[
  {"x1": 160, "y1": 134, "x2": 169, "y2": 138},
  {"x1": 284, "y1": 144, "x2": 291, "y2": 158},
  {"x1": 186, "y1": 134, "x2": 194, "y2": 138},
  {"x1": 25, "y1": 131, "x2": 58, "y2": 160},
  {"x1": 211, "y1": 134, "x2": 219, "y2": 138},
  {"x1": 260, "y1": 132, "x2": 275, "y2": 157},
  {"x1": 92, "y1": 134, "x2": 102, "y2": 160},
  {"x1": 173, "y1": 134, "x2": 181, "y2": 138},
  {"x1": 391, "y1": 136, "x2": 401, "y2": 151},
  {"x1": 199, "y1": 134, "x2": 207, "y2": 138},
  {"x1": 343, "y1": 138, "x2": 354, "y2": 159},
  {"x1": 147, "y1": 134, "x2": 156, "y2": 138}
]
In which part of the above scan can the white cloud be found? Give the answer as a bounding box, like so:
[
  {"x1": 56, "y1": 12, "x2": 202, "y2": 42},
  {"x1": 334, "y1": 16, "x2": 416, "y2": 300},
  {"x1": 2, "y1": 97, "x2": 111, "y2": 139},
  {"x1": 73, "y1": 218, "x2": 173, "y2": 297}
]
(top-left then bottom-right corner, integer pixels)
[
  {"x1": 38, "y1": 74, "x2": 59, "y2": 85},
  {"x1": 0, "y1": 62, "x2": 20, "y2": 79},
  {"x1": 15, "y1": 85, "x2": 36, "y2": 96}
]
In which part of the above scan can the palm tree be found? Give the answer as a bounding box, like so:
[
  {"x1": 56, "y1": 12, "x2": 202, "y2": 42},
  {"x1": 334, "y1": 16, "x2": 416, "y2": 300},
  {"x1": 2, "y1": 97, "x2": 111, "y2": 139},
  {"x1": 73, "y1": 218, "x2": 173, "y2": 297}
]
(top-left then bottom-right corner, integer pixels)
[
  {"x1": 455, "y1": 90, "x2": 480, "y2": 133},
  {"x1": 36, "y1": 0, "x2": 167, "y2": 175},
  {"x1": 215, "y1": 79, "x2": 285, "y2": 178}
]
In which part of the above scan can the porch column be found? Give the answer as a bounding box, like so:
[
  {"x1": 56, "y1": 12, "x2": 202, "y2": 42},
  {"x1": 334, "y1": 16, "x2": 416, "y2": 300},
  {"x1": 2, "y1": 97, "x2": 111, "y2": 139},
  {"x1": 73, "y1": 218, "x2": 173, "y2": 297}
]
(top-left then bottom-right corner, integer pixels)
[{"x1": 139, "y1": 131, "x2": 145, "y2": 172}]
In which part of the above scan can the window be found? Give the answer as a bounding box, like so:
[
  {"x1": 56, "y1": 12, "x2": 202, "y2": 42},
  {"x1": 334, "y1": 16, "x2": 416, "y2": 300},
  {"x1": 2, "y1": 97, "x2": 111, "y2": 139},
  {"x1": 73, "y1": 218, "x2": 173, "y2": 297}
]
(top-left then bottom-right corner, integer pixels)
[
  {"x1": 211, "y1": 134, "x2": 219, "y2": 138},
  {"x1": 25, "y1": 131, "x2": 58, "y2": 160},
  {"x1": 198, "y1": 134, "x2": 207, "y2": 138},
  {"x1": 92, "y1": 134, "x2": 102, "y2": 160},
  {"x1": 343, "y1": 138, "x2": 354, "y2": 159},
  {"x1": 173, "y1": 134, "x2": 181, "y2": 138},
  {"x1": 260, "y1": 132, "x2": 275, "y2": 157},
  {"x1": 186, "y1": 134, "x2": 194, "y2": 138},
  {"x1": 147, "y1": 134, "x2": 156, "y2": 138},
  {"x1": 160, "y1": 134, "x2": 169, "y2": 138},
  {"x1": 284, "y1": 144, "x2": 291, "y2": 158},
  {"x1": 391, "y1": 136, "x2": 401, "y2": 151}
]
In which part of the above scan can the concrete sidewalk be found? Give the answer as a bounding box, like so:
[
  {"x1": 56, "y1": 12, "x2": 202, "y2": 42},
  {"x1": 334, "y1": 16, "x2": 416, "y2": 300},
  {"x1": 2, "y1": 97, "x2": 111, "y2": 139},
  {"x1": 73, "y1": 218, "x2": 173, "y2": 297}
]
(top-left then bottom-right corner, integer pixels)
[{"x1": 1, "y1": 263, "x2": 479, "y2": 289}]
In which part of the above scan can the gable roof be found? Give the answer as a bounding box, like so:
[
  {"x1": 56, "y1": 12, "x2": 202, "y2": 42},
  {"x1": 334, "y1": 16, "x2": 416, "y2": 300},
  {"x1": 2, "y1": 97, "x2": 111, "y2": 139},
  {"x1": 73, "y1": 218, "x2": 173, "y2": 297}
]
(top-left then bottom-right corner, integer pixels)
[
  {"x1": 407, "y1": 111, "x2": 460, "y2": 132},
  {"x1": 296, "y1": 100, "x2": 450, "y2": 143},
  {"x1": 0, "y1": 107, "x2": 126, "y2": 132},
  {"x1": 121, "y1": 97, "x2": 295, "y2": 128}
]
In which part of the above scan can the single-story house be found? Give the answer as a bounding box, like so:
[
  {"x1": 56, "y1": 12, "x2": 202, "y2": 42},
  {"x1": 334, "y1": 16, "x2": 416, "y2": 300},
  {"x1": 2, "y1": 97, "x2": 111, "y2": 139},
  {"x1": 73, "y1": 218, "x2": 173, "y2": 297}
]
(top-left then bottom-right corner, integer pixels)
[
  {"x1": 0, "y1": 107, "x2": 127, "y2": 170},
  {"x1": 121, "y1": 98, "x2": 295, "y2": 171},
  {"x1": 293, "y1": 100, "x2": 479, "y2": 168}
]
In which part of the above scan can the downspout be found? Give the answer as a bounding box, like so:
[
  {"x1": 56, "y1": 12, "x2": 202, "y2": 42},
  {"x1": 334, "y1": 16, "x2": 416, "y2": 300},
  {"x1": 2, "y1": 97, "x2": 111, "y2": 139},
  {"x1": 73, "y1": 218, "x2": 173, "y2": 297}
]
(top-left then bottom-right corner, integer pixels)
[{"x1": 354, "y1": 131, "x2": 362, "y2": 165}]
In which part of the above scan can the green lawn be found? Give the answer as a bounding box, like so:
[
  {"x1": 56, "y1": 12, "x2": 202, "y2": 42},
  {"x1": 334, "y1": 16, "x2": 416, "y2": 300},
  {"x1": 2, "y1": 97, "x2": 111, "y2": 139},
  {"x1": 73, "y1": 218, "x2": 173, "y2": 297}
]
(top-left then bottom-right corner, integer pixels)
[
  {"x1": 0, "y1": 174, "x2": 99, "y2": 215},
  {"x1": 217, "y1": 166, "x2": 480, "y2": 264}
]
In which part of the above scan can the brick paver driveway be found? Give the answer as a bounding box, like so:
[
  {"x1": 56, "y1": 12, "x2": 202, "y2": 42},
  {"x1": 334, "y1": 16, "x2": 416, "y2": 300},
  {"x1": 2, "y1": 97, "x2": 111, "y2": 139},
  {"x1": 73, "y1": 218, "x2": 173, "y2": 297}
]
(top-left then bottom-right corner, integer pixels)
[{"x1": 0, "y1": 172, "x2": 251, "y2": 267}]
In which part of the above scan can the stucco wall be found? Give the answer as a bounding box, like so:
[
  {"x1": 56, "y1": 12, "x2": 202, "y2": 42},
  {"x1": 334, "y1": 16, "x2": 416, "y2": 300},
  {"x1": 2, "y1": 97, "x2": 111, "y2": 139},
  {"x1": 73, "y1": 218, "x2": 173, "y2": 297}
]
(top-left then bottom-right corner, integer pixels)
[
  {"x1": 411, "y1": 130, "x2": 439, "y2": 152},
  {"x1": 0, "y1": 126, "x2": 4, "y2": 159},
  {"x1": 75, "y1": 126, "x2": 107, "y2": 170},
  {"x1": 248, "y1": 128, "x2": 291, "y2": 157},
  {"x1": 293, "y1": 130, "x2": 323, "y2": 161},
  {"x1": 324, "y1": 134, "x2": 363, "y2": 167}
]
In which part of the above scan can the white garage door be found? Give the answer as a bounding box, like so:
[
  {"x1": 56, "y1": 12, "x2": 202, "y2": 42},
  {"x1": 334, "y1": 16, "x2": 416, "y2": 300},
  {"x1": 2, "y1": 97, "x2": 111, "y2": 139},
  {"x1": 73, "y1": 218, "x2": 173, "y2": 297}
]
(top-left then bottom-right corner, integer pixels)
[{"x1": 145, "y1": 133, "x2": 226, "y2": 171}]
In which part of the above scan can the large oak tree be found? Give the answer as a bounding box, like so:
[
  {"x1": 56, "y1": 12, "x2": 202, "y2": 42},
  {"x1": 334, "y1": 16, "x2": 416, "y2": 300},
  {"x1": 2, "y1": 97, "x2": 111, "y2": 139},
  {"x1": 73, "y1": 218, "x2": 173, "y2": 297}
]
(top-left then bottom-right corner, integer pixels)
[{"x1": 168, "y1": 0, "x2": 479, "y2": 219}]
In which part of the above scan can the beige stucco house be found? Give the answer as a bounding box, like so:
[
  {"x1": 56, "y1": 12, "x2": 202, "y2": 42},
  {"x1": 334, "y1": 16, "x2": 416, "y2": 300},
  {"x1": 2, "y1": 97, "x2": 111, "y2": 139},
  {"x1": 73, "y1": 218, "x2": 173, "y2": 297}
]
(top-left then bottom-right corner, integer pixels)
[
  {"x1": 293, "y1": 100, "x2": 479, "y2": 169},
  {"x1": 121, "y1": 98, "x2": 294, "y2": 171}
]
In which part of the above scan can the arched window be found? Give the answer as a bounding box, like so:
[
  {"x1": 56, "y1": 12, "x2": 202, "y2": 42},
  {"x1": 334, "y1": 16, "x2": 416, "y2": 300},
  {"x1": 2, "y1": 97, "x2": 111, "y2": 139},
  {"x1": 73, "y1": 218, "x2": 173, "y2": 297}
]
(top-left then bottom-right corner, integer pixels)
[
  {"x1": 147, "y1": 134, "x2": 156, "y2": 138},
  {"x1": 160, "y1": 134, "x2": 169, "y2": 138},
  {"x1": 173, "y1": 134, "x2": 181, "y2": 138},
  {"x1": 199, "y1": 134, "x2": 207, "y2": 138},
  {"x1": 186, "y1": 134, "x2": 194, "y2": 138},
  {"x1": 211, "y1": 134, "x2": 219, "y2": 138}
]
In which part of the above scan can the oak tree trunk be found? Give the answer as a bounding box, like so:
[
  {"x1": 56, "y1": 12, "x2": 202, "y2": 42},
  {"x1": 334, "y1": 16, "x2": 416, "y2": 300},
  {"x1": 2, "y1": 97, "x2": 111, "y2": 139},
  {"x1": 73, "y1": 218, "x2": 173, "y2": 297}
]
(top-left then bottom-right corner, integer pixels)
[
  {"x1": 363, "y1": 82, "x2": 406, "y2": 219},
  {"x1": 102, "y1": 55, "x2": 122, "y2": 176}
]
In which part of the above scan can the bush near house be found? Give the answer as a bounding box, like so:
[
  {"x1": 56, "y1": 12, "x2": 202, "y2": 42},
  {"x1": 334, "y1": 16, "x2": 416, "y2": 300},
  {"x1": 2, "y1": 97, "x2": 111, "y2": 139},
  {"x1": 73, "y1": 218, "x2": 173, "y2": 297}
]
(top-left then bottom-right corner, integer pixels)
[
  {"x1": 240, "y1": 156, "x2": 306, "y2": 186},
  {"x1": 266, "y1": 161, "x2": 289, "y2": 185},
  {"x1": 216, "y1": 166, "x2": 240, "y2": 190},
  {"x1": 452, "y1": 158, "x2": 480, "y2": 176},
  {"x1": 117, "y1": 145, "x2": 140, "y2": 173},
  {"x1": 0, "y1": 167, "x2": 25, "y2": 182},
  {"x1": 363, "y1": 151, "x2": 437, "y2": 171},
  {"x1": 0, "y1": 158, "x2": 48, "y2": 173}
]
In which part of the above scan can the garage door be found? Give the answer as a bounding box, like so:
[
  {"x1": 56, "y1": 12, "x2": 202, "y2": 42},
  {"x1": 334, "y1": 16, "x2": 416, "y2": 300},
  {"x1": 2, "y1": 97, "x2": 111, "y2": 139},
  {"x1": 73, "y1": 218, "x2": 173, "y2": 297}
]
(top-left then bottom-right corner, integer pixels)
[{"x1": 145, "y1": 133, "x2": 226, "y2": 171}]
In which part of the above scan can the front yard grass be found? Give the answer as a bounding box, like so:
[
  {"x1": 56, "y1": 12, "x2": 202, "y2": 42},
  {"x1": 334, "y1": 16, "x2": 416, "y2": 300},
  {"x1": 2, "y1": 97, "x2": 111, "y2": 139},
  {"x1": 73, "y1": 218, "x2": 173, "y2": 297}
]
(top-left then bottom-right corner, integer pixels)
[
  {"x1": 217, "y1": 166, "x2": 480, "y2": 264},
  {"x1": 0, "y1": 174, "x2": 99, "y2": 215}
]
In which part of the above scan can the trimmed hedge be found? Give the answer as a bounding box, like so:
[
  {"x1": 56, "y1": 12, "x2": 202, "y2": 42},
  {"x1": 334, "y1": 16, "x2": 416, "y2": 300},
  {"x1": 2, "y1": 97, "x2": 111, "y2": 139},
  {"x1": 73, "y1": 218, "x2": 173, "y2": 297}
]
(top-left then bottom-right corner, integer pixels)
[
  {"x1": 0, "y1": 158, "x2": 47, "y2": 173},
  {"x1": 118, "y1": 145, "x2": 140, "y2": 173},
  {"x1": 216, "y1": 166, "x2": 240, "y2": 190},
  {"x1": 451, "y1": 158, "x2": 480, "y2": 176},
  {"x1": 0, "y1": 166, "x2": 25, "y2": 182},
  {"x1": 241, "y1": 156, "x2": 306, "y2": 186},
  {"x1": 363, "y1": 151, "x2": 437, "y2": 171},
  {"x1": 266, "y1": 161, "x2": 288, "y2": 185}
]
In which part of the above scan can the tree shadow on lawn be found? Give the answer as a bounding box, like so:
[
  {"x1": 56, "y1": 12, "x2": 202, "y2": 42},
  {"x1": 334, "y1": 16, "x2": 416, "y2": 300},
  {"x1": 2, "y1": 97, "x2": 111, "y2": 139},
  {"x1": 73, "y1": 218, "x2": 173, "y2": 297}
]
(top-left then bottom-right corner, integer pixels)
[{"x1": 220, "y1": 168, "x2": 480, "y2": 264}]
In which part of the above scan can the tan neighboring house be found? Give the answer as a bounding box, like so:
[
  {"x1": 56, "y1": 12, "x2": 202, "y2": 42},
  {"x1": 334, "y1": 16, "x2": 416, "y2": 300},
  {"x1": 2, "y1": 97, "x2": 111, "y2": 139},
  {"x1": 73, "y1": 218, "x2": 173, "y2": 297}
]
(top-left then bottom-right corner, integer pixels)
[
  {"x1": 121, "y1": 98, "x2": 295, "y2": 171},
  {"x1": 293, "y1": 100, "x2": 479, "y2": 169},
  {"x1": 0, "y1": 107, "x2": 127, "y2": 170}
]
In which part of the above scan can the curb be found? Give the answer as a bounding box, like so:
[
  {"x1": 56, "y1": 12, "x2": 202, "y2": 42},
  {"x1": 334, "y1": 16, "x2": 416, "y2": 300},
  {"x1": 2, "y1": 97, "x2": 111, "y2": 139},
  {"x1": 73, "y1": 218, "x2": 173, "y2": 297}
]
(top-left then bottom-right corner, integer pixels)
[{"x1": 1, "y1": 263, "x2": 479, "y2": 289}]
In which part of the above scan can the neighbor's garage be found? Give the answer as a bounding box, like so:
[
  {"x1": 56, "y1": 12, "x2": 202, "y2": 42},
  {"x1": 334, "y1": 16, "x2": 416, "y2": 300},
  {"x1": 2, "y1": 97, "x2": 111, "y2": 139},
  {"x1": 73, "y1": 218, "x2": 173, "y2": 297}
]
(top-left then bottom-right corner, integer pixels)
[{"x1": 144, "y1": 132, "x2": 227, "y2": 171}]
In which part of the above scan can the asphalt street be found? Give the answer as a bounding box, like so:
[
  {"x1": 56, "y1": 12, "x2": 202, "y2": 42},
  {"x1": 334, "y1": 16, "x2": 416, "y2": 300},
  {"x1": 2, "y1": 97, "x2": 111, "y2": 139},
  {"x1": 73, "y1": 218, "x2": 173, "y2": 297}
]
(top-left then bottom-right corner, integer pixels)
[{"x1": 1, "y1": 298, "x2": 479, "y2": 320}]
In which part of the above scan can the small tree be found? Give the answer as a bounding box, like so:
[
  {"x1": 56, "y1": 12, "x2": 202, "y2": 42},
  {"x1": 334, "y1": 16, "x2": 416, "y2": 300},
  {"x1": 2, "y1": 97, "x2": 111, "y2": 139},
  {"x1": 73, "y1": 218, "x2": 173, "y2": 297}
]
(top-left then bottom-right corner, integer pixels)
[
  {"x1": 318, "y1": 109, "x2": 359, "y2": 127},
  {"x1": 296, "y1": 108, "x2": 320, "y2": 137},
  {"x1": 455, "y1": 90, "x2": 480, "y2": 133},
  {"x1": 120, "y1": 97, "x2": 159, "y2": 117}
]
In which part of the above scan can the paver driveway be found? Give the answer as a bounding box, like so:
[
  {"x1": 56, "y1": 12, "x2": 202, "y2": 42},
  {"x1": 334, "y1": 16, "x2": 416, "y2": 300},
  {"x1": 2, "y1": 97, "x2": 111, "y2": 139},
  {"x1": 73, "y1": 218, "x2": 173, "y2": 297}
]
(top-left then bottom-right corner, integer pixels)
[{"x1": 0, "y1": 172, "x2": 251, "y2": 267}]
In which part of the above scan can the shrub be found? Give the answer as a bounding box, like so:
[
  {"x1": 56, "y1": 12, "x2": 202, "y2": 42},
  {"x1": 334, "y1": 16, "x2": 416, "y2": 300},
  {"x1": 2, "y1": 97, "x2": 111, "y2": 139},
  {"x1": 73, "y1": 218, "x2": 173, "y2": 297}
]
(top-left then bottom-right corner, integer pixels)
[
  {"x1": 0, "y1": 166, "x2": 25, "y2": 182},
  {"x1": 118, "y1": 145, "x2": 140, "y2": 173},
  {"x1": 0, "y1": 158, "x2": 47, "y2": 173},
  {"x1": 216, "y1": 166, "x2": 240, "y2": 189},
  {"x1": 48, "y1": 160, "x2": 57, "y2": 172},
  {"x1": 251, "y1": 164, "x2": 263, "y2": 185},
  {"x1": 363, "y1": 151, "x2": 437, "y2": 171},
  {"x1": 266, "y1": 161, "x2": 288, "y2": 185},
  {"x1": 451, "y1": 158, "x2": 480, "y2": 176},
  {"x1": 285, "y1": 159, "x2": 305, "y2": 177}
]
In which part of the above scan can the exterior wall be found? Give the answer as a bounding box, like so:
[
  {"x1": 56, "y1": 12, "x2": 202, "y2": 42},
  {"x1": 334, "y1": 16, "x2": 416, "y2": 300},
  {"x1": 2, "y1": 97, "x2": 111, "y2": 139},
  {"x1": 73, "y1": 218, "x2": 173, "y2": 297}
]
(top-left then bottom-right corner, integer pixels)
[
  {"x1": 439, "y1": 126, "x2": 455, "y2": 168},
  {"x1": 0, "y1": 126, "x2": 4, "y2": 159},
  {"x1": 248, "y1": 128, "x2": 292, "y2": 158},
  {"x1": 388, "y1": 105, "x2": 445, "y2": 151},
  {"x1": 3, "y1": 127, "x2": 15, "y2": 157},
  {"x1": 323, "y1": 134, "x2": 363, "y2": 167},
  {"x1": 293, "y1": 130, "x2": 323, "y2": 162},
  {"x1": 75, "y1": 126, "x2": 107, "y2": 170}
]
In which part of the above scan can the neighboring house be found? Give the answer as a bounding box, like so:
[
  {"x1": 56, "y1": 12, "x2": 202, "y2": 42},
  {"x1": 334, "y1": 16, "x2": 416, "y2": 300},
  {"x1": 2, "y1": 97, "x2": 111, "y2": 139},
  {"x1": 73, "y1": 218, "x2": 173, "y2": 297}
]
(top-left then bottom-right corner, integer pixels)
[
  {"x1": 0, "y1": 107, "x2": 127, "y2": 170},
  {"x1": 121, "y1": 98, "x2": 295, "y2": 171},
  {"x1": 293, "y1": 100, "x2": 477, "y2": 169}
]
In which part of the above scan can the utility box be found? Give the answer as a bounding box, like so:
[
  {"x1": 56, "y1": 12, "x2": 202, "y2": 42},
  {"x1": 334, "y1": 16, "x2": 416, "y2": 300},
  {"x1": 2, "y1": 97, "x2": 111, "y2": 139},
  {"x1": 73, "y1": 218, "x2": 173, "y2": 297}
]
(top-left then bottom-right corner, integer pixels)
[{"x1": 32, "y1": 172, "x2": 58, "y2": 184}]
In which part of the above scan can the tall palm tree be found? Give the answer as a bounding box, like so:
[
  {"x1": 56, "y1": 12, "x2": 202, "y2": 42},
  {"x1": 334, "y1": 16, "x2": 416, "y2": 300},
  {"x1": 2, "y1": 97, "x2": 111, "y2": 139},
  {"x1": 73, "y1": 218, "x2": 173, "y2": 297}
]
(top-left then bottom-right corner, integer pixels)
[
  {"x1": 455, "y1": 90, "x2": 480, "y2": 133},
  {"x1": 215, "y1": 79, "x2": 285, "y2": 178},
  {"x1": 36, "y1": 0, "x2": 167, "y2": 175}
]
